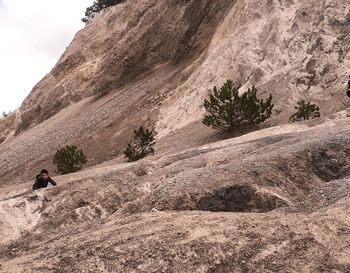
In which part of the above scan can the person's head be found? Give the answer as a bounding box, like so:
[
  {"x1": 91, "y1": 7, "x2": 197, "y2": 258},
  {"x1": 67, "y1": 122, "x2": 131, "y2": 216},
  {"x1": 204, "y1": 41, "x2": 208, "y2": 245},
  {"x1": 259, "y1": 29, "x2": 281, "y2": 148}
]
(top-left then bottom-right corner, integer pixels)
[{"x1": 40, "y1": 169, "x2": 49, "y2": 180}]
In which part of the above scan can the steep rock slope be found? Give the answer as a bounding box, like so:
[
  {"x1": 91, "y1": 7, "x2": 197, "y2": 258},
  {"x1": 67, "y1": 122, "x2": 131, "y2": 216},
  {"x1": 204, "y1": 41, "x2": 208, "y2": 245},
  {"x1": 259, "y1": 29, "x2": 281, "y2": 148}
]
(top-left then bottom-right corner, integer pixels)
[
  {"x1": 157, "y1": 0, "x2": 350, "y2": 136},
  {"x1": 15, "y1": 0, "x2": 235, "y2": 133},
  {"x1": 1, "y1": 0, "x2": 350, "y2": 186},
  {"x1": 1, "y1": 1, "x2": 350, "y2": 272},
  {"x1": 14, "y1": 0, "x2": 350, "y2": 137}
]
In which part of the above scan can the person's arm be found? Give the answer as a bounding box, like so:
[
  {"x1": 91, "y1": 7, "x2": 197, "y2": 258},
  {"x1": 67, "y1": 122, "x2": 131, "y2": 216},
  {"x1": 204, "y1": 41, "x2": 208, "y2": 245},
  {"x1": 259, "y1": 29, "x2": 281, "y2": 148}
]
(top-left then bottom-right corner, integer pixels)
[
  {"x1": 32, "y1": 178, "x2": 40, "y2": 190},
  {"x1": 48, "y1": 177, "x2": 57, "y2": 186}
]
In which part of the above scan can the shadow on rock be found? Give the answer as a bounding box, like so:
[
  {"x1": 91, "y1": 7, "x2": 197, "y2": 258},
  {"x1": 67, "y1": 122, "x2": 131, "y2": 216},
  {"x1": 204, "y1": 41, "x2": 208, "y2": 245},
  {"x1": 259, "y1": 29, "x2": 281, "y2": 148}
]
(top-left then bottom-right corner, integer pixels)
[{"x1": 198, "y1": 185, "x2": 289, "y2": 213}]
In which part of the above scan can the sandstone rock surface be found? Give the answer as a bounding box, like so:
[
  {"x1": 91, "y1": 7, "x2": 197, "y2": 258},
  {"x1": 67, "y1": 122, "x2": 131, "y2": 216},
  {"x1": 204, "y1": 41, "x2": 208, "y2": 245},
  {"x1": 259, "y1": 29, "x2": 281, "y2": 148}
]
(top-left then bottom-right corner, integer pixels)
[
  {"x1": 1, "y1": 0, "x2": 350, "y2": 272},
  {"x1": 1, "y1": 118, "x2": 350, "y2": 272},
  {"x1": 1, "y1": 0, "x2": 350, "y2": 183}
]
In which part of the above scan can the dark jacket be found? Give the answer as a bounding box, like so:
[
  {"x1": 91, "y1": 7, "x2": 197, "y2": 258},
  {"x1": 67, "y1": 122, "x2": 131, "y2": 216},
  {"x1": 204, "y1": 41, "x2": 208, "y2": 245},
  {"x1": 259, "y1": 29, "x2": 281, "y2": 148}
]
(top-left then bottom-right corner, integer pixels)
[{"x1": 32, "y1": 175, "x2": 57, "y2": 190}]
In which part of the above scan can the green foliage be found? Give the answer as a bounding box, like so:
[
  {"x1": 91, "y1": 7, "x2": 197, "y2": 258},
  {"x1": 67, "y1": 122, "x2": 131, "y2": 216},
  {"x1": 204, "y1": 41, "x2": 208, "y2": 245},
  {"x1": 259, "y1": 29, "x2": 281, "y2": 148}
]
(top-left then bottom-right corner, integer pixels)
[
  {"x1": 53, "y1": 145, "x2": 87, "y2": 174},
  {"x1": 202, "y1": 80, "x2": 274, "y2": 133},
  {"x1": 289, "y1": 100, "x2": 320, "y2": 122},
  {"x1": 1, "y1": 110, "x2": 11, "y2": 119},
  {"x1": 124, "y1": 126, "x2": 156, "y2": 162},
  {"x1": 82, "y1": 0, "x2": 124, "y2": 23}
]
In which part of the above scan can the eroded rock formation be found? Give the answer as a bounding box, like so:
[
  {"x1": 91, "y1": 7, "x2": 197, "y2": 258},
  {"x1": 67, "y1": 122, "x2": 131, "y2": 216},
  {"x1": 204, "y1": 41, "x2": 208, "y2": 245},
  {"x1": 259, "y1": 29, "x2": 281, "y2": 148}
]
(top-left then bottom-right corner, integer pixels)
[{"x1": 1, "y1": 1, "x2": 350, "y2": 272}]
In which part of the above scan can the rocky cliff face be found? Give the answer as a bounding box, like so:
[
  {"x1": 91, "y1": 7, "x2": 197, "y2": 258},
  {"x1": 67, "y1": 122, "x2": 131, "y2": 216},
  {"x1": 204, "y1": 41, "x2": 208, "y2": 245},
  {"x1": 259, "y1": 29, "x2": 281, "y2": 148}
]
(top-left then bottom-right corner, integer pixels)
[
  {"x1": 157, "y1": 0, "x2": 350, "y2": 136},
  {"x1": 14, "y1": 0, "x2": 235, "y2": 133},
  {"x1": 14, "y1": 0, "x2": 350, "y2": 137},
  {"x1": 1, "y1": 0, "x2": 348, "y2": 185},
  {"x1": 0, "y1": 112, "x2": 15, "y2": 144},
  {"x1": 1, "y1": 0, "x2": 350, "y2": 272}
]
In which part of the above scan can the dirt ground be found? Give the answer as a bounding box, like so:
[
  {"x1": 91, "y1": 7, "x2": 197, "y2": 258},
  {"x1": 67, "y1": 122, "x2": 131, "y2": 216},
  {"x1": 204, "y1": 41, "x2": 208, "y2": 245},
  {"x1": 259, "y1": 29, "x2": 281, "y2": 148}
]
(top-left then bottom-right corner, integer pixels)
[{"x1": 1, "y1": 118, "x2": 350, "y2": 272}]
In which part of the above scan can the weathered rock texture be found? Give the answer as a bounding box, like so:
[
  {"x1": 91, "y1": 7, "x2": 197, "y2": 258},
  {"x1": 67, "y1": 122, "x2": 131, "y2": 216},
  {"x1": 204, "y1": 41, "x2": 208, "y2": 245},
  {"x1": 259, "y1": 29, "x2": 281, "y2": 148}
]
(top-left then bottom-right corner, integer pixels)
[
  {"x1": 1, "y1": 0, "x2": 350, "y2": 272},
  {"x1": 14, "y1": 0, "x2": 235, "y2": 134},
  {"x1": 1, "y1": 0, "x2": 348, "y2": 185},
  {"x1": 0, "y1": 112, "x2": 15, "y2": 144},
  {"x1": 14, "y1": 0, "x2": 350, "y2": 136},
  {"x1": 1, "y1": 119, "x2": 350, "y2": 272},
  {"x1": 0, "y1": 0, "x2": 348, "y2": 183}
]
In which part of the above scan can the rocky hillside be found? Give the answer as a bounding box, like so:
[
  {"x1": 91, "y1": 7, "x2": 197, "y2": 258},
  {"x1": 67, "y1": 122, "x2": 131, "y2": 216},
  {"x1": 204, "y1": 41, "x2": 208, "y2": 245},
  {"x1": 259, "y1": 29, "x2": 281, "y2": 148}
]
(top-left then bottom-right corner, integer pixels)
[
  {"x1": 0, "y1": 112, "x2": 16, "y2": 144},
  {"x1": 0, "y1": 0, "x2": 348, "y2": 185},
  {"x1": 1, "y1": 118, "x2": 350, "y2": 272},
  {"x1": 1, "y1": 0, "x2": 350, "y2": 272},
  {"x1": 14, "y1": 0, "x2": 235, "y2": 134}
]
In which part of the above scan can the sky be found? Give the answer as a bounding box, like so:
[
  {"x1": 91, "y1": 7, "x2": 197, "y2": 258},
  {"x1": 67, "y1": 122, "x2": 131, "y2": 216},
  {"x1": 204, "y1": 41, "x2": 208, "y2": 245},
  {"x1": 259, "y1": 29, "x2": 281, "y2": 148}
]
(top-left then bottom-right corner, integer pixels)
[{"x1": 0, "y1": 0, "x2": 92, "y2": 112}]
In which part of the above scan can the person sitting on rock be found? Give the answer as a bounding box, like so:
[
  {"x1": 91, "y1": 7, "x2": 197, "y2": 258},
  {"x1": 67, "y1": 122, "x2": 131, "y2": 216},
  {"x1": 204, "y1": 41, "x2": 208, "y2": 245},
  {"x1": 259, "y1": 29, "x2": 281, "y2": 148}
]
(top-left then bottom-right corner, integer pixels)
[{"x1": 32, "y1": 169, "x2": 57, "y2": 190}]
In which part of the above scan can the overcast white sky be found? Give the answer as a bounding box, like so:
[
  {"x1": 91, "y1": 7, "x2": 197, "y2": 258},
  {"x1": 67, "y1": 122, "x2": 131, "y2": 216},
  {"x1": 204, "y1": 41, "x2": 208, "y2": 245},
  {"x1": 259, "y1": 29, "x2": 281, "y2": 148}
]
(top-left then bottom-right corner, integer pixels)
[{"x1": 0, "y1": 0, "x2": 92, "y2": 112}]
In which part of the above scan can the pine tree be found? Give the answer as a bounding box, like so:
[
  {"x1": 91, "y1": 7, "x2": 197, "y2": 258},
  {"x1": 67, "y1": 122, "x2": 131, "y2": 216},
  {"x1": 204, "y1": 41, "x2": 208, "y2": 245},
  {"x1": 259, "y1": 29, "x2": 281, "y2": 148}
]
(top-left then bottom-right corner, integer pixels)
[
  {"x1": 124, "y1": 126, "x2": 156, "y2": 162},
  {"x1": 203, "y1": 80, "x2": 274, "y2": 133},
  {"x1": 289, "y1": 100, "x2": 320, "y2": 122},
  {"x1": 82, "y1": 0, "x2": 125, "y2": 23},
  {"x1": 53, "y1": 145, "x2": 87, "y2": 174}
]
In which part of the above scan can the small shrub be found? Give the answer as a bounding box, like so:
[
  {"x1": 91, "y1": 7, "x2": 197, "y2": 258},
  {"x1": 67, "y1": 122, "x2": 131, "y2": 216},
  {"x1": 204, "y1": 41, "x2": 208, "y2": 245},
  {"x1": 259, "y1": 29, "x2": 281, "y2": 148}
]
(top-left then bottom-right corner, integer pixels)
[
  {"x1": 289, "y1": 100, "x2": 320, "y2": 122},
  {"x1": 82, "y1": 0, "x2": 125, "y2": 23},
  {"x1": 124, "y1": 126, "x2": 156, "y2": 162},
  {"x1": 53, "y1": 145, "x2": 87, "y2": 174},
  {"x1": 203, "y1": 80, "x2": 274, "y2": 133}
]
